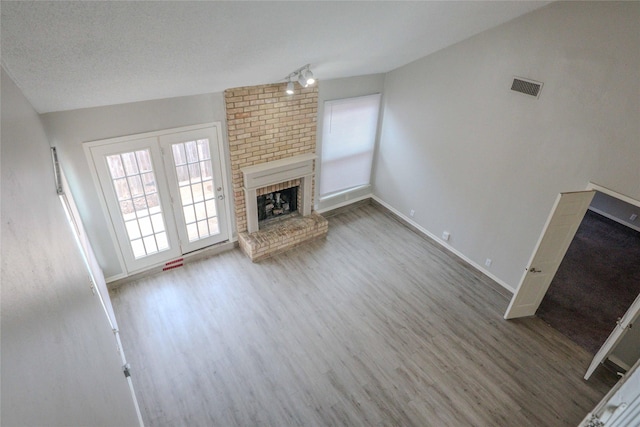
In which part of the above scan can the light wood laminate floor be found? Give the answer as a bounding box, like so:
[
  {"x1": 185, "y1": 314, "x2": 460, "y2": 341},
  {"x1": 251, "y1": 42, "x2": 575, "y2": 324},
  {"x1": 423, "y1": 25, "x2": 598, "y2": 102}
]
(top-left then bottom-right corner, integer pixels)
[{"x1": 111, "y1": 202, "x2": 617, "y2": 426}]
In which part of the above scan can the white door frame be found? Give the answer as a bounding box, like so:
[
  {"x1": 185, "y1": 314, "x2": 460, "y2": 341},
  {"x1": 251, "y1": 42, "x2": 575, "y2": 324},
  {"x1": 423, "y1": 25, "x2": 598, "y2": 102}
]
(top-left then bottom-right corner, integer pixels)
[
  {"x1": 505, "y1": 183, "x2": 640, "y2": 319},
  {"x1": 505, "y1": 182, "x2": 640, "y2": 376},
  {"x1": 84, "y1": 123, "x2": 234, "y2": 276},
  {"x1": 582, "y1": 183, "x2": 640, "y2": 379},
  {"x1": 585, "y1": 294, "x2": 640, "y2": 379}
]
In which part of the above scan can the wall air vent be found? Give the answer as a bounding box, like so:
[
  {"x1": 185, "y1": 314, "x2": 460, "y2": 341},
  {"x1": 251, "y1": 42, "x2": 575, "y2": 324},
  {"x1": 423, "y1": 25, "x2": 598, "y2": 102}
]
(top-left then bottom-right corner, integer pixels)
[{"x1": 511, "y1": 77, "x2": 543, "y2": 98}]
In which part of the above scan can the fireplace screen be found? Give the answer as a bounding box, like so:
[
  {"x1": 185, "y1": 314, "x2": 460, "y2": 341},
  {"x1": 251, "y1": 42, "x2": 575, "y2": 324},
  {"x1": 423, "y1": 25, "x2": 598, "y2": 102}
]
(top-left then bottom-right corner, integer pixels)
[{"x1": 257, "y1": 187, "x2": 298, "y2": 222}]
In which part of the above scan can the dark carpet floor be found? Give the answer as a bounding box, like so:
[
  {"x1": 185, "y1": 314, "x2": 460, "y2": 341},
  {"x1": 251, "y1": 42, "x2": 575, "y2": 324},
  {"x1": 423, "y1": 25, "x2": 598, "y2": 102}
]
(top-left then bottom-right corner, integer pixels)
[{"x1": 537, "y1": 210, "x2": 640, "y2": 355}]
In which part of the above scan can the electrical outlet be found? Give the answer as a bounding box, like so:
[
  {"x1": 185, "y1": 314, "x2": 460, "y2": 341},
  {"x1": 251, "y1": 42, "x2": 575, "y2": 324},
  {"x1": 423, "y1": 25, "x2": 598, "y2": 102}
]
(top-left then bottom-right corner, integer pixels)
[
  {"x1": 409, "y1": 209, "x2": 415, "y2": 217},
  {"x1": 630, "y1": 213, "x2": 638, "y2": 221},
  {"x1": 442, "y1": 231, "x2": 450, "y2": 241},
  {"x1": 485, "y1": 258, "x2": 492, "y2": 267}
]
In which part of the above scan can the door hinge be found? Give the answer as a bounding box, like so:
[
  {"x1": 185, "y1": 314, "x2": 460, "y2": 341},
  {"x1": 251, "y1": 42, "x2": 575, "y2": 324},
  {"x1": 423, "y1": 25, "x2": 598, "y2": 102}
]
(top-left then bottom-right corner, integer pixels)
[
  {"x1": 122, "y1": 363, "x2": 131, "y2": 378},
  {"x1": 89, "y1": 277, "x2": 96, "y2": 295}
]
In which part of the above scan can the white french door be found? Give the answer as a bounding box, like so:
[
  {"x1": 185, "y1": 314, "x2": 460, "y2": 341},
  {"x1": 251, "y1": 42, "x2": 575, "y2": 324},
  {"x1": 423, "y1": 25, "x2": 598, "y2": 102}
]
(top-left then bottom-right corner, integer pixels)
[
  {"x1": 159, "y1": 128, "x2": 229, "y2": 254},
  {"x1": 88, "y1": 124, "x2": 229, "y2": 274}
]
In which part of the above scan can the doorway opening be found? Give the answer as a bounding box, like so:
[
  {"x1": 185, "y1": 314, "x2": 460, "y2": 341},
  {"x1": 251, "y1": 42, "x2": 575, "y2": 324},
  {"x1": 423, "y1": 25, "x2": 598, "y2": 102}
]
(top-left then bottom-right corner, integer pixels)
[
  {"x1": 504, "y1": 185, "x2": 640, "y2": 378},
  {"x1": 85, "y1": 123, "x2": 231, "y2": 275},
  {"x1": 536, "y1": 201, "x2": 640, "y2": 356}
]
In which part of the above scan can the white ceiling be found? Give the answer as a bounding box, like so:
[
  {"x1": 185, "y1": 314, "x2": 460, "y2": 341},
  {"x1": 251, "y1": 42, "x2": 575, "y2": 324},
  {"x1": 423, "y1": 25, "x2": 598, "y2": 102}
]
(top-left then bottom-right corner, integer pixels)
[{"x1": 1, "y1": 1, "x2": 549, "y2": 113}]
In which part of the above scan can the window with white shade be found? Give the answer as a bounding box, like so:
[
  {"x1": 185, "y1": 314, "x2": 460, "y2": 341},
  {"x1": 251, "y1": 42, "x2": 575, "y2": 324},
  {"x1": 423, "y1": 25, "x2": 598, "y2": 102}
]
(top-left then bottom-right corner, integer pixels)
[{"x1": 319, "y1": 94, "x2": 381, "y2": 197}]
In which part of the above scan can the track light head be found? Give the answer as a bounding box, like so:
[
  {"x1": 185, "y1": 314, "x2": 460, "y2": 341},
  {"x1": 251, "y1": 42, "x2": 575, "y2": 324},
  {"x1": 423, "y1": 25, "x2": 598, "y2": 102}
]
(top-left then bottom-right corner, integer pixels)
[
  {"x1": 286, "y1": 80, "x2": 295, "y2": 95},
  {"x1": 302, "y1": 68, "x2": 315, "y2": 86},
  {"x1": 298, "y1": 73, "x2": 309, "y2": 88}
]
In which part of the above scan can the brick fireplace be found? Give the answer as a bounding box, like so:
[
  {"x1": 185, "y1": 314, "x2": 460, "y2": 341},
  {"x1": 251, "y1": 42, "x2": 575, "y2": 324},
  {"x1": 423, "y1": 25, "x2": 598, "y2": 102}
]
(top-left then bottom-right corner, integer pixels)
[{"x1": 225, "y1": 83, "x2": 328, "y2": 261}]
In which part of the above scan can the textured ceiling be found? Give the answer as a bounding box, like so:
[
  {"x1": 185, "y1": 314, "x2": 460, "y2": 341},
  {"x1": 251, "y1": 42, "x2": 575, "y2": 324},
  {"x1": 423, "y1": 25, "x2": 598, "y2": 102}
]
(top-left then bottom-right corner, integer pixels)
[{"x1": 1, "y1": 1, "x2": 549, "y2": 113}]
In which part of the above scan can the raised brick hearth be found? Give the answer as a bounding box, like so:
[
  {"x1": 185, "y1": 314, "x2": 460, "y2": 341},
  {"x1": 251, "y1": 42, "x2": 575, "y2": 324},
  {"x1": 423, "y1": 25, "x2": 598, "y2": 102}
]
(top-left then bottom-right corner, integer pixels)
[
  {"x1": 238, "y1": 212, "x2": 328, "y2": 262},
  {"x1": 225, "y1": 82, "x2": 328, "y2": 261}
]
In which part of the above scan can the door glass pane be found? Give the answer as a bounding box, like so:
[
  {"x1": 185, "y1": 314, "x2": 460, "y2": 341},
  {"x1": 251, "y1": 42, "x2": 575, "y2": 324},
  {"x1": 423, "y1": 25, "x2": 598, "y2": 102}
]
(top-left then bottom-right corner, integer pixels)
[
  {"x1": 205, "y1": 199, "x2": 217, "y2": 217},
  {"x1": 106, "y1": 149, "x2": 171, "y2": 259},
  {"x1": 201, "y1": 161, "x2": 213, "y2": 180},
  {"x1": 197, "y1": 139, "x2": 210, "y2": 160},
  {"x1": 186, "y1": 223, "x2": 199, "y2": 241},
  {"x1": 147, "y1": 193, "x2": 160, "y2": 213},
  {"x1": 176, "y1": 165, "x2": 189, "y2": 183},
  {"x1": 203, "y1": 180, "x2": 214, "y2": 200},
  {"x1": 208, "y1": 217, "x2": 219, "y2": 235},
  {"x1": 128, "y1": 175, "x2": 144, "y2": 197},
  {"x1": 151, "y1": 213, "x2": 165, "y2": 233},
  {"x1": 141, "y1": 172, "x2": 156, "y2": 194},
  {"x1": 179, "y1": 186, "x2": 193, "y2": 206},
  {"x1": 172, "y1": 144, "x2": 187, "y2": 166},
  {"x1": 188, "y1": 163, "x2": 201, "y2": 183},
  {"x1": 143, "y1": 235, "x2": 158, "y2": 254},
  {"x1": 156, "y1": 232, "x2": 169, "y2": 251},
  {"x1": 131, "y1": 239, "x2": 146, "y2": 258},
  {"x1": 170, "y1": 139, "x2": 221, "y2": 242},
  {"x1": 122, "y1": 152, "x2": 139, "y2": 176},
  {"x1": 113, "y1": 178, "x2": 131, "y2": 200},
  {"x1": 192, "y1": 183, "x2": 204, "y2": 203},
  {"x1": 120, "y1": 200, "x2": 135, "y2": 221},
  {"x1": 136, "y1": 150, "x2": 153, "y2": 173},
  {"x1": 125, "y1": 220, "x2": 141, "y2": 240},
  {"x1": 185, "y1": 141, "x2": 198, "y2": 163},
  {"x1": 183, "y1": 205, "x2": 196, "y2": 223},
  {"x1": 107, "y1": 156, "x2": 125, "y2": 178}
]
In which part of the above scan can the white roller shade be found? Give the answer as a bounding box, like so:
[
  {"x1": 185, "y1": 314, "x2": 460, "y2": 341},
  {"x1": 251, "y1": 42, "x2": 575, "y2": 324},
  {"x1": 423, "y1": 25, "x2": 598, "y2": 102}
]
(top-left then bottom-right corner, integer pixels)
[{"x1": 320, "y1": 94, "x2": 381, "y2": 197}]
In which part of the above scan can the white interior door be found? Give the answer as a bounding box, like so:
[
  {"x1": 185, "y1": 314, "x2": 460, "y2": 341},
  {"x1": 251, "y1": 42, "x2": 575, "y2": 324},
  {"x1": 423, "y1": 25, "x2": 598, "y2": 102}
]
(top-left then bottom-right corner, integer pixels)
[
  {"x1": 504, "y1": 191, "x2": 595, "y2": 319},
  {"x1": 159, "y1": 128, "x2": 229, "y2": 253},
  {"x1": 585, "y1": 294, "x2": 640, "y2": 380}
]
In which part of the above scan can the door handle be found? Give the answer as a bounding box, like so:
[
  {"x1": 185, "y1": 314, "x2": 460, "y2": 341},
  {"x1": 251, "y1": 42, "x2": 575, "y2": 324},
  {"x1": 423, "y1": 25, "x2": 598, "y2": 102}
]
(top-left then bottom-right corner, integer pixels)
[{"x1": 529, "y1": 267, "x2": 542, "y2": 273}]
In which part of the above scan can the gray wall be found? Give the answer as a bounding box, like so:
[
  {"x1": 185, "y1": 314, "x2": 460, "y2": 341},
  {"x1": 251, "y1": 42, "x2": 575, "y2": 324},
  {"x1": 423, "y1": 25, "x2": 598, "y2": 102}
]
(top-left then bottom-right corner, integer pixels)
[
  {"x1": 373, "y1": 1, "x2": 640, "y2": 291},
  {"x1": 316, "y1": 74, "x2": 386, "y2": 212},
  {"x1": 1, "y1": 68, "x2": 139, "y2": 426},
  {"x1": 41, "y1": 93, "x2": 229, "y2": 279},
  {"x1": 590, "y1": 191, "x2": 640, "y2": 232}
]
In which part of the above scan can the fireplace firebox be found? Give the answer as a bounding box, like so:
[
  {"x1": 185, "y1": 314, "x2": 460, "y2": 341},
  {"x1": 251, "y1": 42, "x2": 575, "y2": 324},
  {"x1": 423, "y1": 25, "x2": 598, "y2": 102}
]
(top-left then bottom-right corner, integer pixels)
[{"x1": 257, "y1": 187, "x2": 298, "y2": 222}]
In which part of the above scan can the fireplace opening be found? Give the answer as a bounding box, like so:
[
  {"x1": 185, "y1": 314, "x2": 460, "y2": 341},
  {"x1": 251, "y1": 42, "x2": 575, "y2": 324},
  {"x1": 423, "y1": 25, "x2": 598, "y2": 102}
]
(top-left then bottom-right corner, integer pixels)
[{"x1": 257, "y1": 187, "x2": 298, "y2": 222}]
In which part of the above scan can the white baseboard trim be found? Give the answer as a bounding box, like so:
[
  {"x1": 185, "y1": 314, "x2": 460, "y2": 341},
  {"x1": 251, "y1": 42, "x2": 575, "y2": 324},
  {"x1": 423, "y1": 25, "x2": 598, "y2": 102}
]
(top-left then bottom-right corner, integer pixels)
[
  {"x1": 106, "y1": 240, "x2": 237, "y2": 285},
  {"x1": 315, "y1": 193, "x2": 374, "y2": 214},
  {"x1": 588, "y1": 207, "x2": 640, "y2": 233},
  {"x1": 105, "y1": 272, "x2": 127, "y2": 283},
  {"x1": 371, "y1": 195, "x2": 515, "y2": 294},
  {"x1": 608, "y1": 354, "x2": 632, "y2": 372}
]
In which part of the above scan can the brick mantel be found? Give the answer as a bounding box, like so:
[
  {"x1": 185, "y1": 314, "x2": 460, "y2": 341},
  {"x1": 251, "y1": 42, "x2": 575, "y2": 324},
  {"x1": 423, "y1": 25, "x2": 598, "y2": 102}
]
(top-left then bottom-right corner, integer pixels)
[{"x1": 241, "y1": 153, "x2": 315, "y2": 233}]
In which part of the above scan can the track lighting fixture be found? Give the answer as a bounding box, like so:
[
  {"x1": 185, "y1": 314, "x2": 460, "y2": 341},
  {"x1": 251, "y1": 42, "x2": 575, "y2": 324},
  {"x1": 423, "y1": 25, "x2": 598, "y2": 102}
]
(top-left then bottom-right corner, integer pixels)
[{"x1": 284, "y1": 64, "x2": 315, "y2": 94}]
